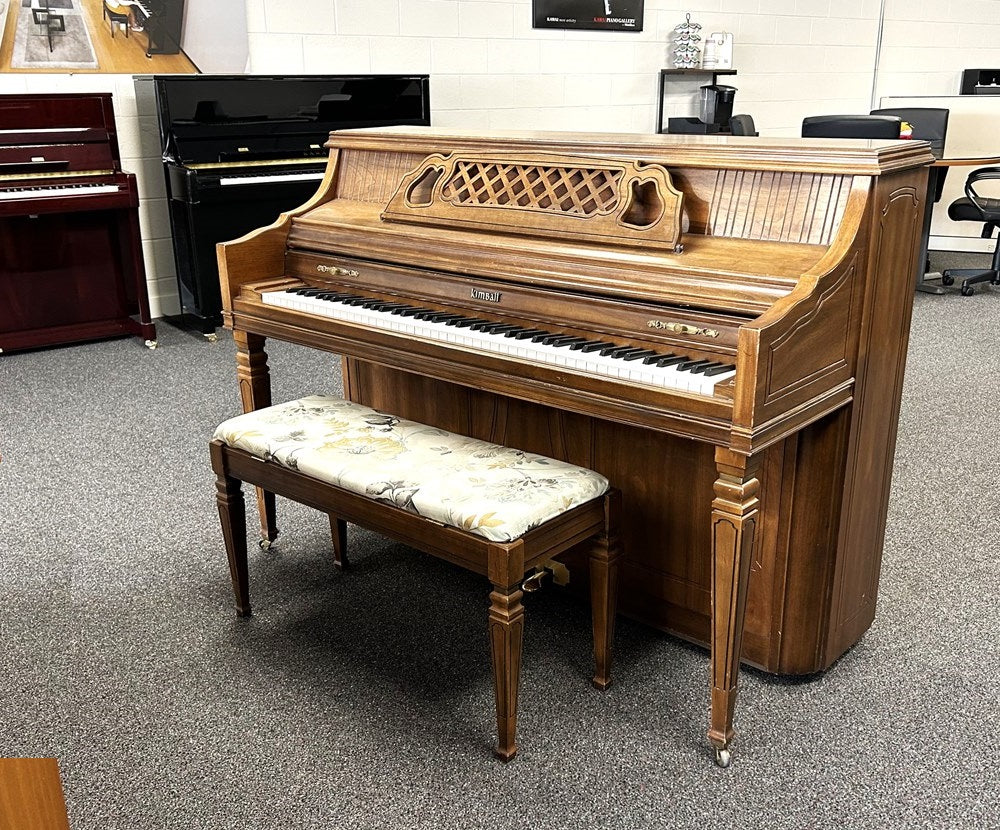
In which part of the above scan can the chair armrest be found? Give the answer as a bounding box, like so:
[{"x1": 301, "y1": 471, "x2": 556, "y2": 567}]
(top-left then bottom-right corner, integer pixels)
[{"x1": 965, "y1": 167, "x2": 1000, "y2": 215}]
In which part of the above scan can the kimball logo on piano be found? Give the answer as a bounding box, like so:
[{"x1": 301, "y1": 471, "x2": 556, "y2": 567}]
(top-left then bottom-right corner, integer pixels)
[{"x1": 471, "y1": 287, "x2": 502, "y2": 303}]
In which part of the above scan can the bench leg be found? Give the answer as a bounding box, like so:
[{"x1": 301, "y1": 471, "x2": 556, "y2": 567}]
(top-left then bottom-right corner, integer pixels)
[
  {"x1": 215, "y1": 469, "x2": 251, "y2": 617},
  {"x1": 488, "y1": 584, "x2": 524, "y2": 762},
  {"x1": 234, "y1": 330, "x2": 278, "y2": 547},
  {"x1": 329, "y1": 515, "x2": 348, "y2": 569},
  {"x1": 590, "y1": 490, "x2": 623, "y2": 690}
]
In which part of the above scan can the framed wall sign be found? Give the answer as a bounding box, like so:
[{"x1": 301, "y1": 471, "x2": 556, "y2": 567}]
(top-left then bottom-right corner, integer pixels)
[{"x1": 533, "y1": 1, "x2": 643, "y2": 32}]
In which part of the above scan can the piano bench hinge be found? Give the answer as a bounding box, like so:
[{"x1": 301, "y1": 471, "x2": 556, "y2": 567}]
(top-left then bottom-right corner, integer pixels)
[{"x1": 522, "y1": 560, "x2": 570, "y2": 592}]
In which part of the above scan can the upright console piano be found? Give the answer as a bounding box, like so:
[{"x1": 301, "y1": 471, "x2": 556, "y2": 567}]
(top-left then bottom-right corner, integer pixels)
[
  {"x1": 140, "y1": 74, "x2": 430, "y2": 337},
  {"x1": 217, "y1": 127, "x2": 931, "y2": 763},
  {"x1": 0, "y1": 93, "x2": 155, "y2": 354}
]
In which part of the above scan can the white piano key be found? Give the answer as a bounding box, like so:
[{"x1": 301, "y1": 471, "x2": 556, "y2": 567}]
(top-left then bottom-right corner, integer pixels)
[
  {"x1": 261, "y1": 289, "x2": 736, "y2": 396},
  {"x1": 219, "y1": 172, "x2": 324, "y2": 186},
  {"x1": 1, "y1": 183, "x2": 120, "y2": 200}
]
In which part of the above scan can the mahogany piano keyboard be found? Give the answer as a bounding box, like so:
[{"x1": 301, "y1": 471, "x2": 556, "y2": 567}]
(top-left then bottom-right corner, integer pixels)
[{"x1": 216, "y1": 127, "x2": 932, "y2": 764}]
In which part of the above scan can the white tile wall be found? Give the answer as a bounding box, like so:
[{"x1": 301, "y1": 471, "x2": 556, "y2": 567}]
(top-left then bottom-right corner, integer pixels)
[{"x1": 3, "y1": 0, "x2": 997, "y2": 317}]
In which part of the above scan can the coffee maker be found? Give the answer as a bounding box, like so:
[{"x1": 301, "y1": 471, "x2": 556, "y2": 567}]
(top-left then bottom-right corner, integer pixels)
[
  {"x1": 665, "y1": 83, "x2": 738, "y2": 134},
  {"x1": 699, "y1": 84, "x2": 737, "y2": 129}
]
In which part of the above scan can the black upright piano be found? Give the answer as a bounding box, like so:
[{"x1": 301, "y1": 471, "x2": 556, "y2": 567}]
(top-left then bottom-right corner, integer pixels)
[
  {"x1": 140, "y1": 74, "x2": 431, "y2": 337},
  {"x1": 133, "y1": 0, "x2": 185, "y2": 57},
  {"x1": 0, "y1": 93, "x2": 156, "y2": 354}
]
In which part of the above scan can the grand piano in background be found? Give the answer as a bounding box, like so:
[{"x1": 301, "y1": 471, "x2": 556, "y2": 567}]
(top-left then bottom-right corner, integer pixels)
[
  {"x1": 217, "y1": 126, "x2": 931, "y2": 763},
  {"x1": 138, "y1": 74, "x2": 430, "y2": 338},
  {"x1": 0, "y1": 93, "x2": 155, "y2": 354}
]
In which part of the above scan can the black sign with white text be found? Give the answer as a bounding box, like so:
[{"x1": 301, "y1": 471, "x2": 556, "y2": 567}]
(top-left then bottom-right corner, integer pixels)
[{"x1": 532, "y1": 1, "x2": 643, "y2": 31}]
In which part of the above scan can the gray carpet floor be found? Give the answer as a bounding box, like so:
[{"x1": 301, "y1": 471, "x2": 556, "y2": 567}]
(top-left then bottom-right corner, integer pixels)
[{"x1": 1, "y1": 290, "x2": 998, "y2": 829}]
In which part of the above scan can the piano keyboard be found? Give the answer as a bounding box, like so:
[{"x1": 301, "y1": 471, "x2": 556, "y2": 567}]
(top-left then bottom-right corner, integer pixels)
[
  {"x1": 263, "y1": 287, "x2": 737, "y2": 395},
  {"x1": 0, "y1": 183, "x2": 120, "y2": 201},
  {"x1": 219, "y1": 171, "x2": 324, "y2": 186}
]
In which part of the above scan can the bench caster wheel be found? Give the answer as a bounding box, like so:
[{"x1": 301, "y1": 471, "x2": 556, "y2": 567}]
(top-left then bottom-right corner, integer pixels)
[
  {"x1": 204, "y1": 332, "x2": 218, "y2": 343},
  {"x1": 941, "y1": 273, "x2": 954, "y2": 286},
  {"x1": 258, "y1": 538, "x2": 273, "y2": 551},
  {"x1": 714, "y1": 747, "x2": 731, "y2": 768},
  {"x1": 144, "y1": 339, "x2": 158, "y2": 349}
]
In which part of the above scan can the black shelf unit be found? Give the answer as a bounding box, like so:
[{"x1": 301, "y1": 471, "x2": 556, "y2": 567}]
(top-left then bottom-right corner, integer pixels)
[{"x1": 656, "y1": 68, "x2": 737, "y2": 134}]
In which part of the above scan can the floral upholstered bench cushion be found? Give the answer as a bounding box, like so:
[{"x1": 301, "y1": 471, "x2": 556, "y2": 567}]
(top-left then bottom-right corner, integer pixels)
[{"x1": 213, "y1": 396, "x2": 610, "y2": 542}]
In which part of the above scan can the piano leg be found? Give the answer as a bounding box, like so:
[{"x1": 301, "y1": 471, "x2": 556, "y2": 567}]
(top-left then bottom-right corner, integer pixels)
[
  {"x1": 211, "y1": 443, "x2": 251, "y2": 617},
  {"x1": 488, "y1": 579, "x2": 525, "y2": 762},
  {"x1": 709, "y1": 448, "x2": 762, "y2": 767},
  {"x1": 234, "y1": 331, "x2": 278, "y2": 546},
  {"x1": 589, "y1": 489, "x2": 622, "y2": 690}
]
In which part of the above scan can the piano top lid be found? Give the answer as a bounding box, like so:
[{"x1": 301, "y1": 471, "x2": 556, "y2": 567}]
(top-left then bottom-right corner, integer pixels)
[
  {"x1": 147, "y1": 74, "x2": 430, "y2": 165},
  {"x1": 325, "y1": 126, "x2": 935, "y2": 176},
  {"x1": 0, "y1": 93, "x2": 122, "y2": 173}
]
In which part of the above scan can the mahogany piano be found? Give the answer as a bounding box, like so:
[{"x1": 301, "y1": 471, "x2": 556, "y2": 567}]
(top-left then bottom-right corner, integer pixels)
[
  {"x1": 139, "y1": 74, "x2": 430, "y2": 337},
  {"x1": 0, "y1": 93, "x2": 155, "y2": 354},
  {"x1": 216, "y1": 127, "x2": 932, "y2": 764}
]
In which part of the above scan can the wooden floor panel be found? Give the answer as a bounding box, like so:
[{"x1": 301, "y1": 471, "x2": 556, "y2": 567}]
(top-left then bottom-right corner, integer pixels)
[{"x1": 1, "y1": 0, "x2": 197, "y2": 74}]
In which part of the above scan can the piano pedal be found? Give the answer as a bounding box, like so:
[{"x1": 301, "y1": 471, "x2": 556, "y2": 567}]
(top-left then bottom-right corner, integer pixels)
[{"x1": 521, "y1": 560, "x2": 570, "y2": 593}]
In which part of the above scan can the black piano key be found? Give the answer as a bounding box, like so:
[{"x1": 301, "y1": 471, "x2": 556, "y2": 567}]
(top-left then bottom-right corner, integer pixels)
[
  {"x1": 296, "y1": 288, "x2": 323, "y2": 296},
  {"x1": 579, "y1": 341, "x2": 617, "y2": 353},
  {"x1": 487, "y1": 324, "x2": 521, "y2": 334},
  {"x1": 622, "y1": 349, "x2": 660, "y2": 362},
  {"x1": 553, "y1": 336, "x2": 589, "y2": 347},
  {"x1": 507, "y1": 328, "x2": 548, "y2": 339},
  {"x1": 689, "y1": 362, "x2": 724, "y2": 374},
  {"x1": 450, "y1": 317, "x2": 490, "y2": 328},
  {"x1": 643, "y1": 352, "x2": 676, "y2": 364},
  {"x1": 570, "y1": 339, "x2": 611, "y2": 351},
  {"x1": 703, "y1": 364, "x2": 736, "y2": 377},
  {"x1": 655, "y1": 355, "x2": 687, "y2": 367},
  {"x1": 538, "y1": 335, "x2": 577, "y2": 346},
  {"x1": 396, "y1": 307, "x2": 433, "y2": 317},
  {"x1": 602, "y1": 346, "x2": 644, "y2": 358},
  {"x1": 677, "y1": 359, "x2": 712, "y2": 372}
]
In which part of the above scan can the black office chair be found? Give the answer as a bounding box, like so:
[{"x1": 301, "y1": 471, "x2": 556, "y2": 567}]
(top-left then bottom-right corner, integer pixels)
[
  {"x1": 729, "y1": 114, "x2": 758, "y2": 136},
  {"x1": 872, "y1": 107, "x2": 950, "y2": 281},
  {"x1": 941, "y1": 167, "x2": 1000, "y2": 296},
  {"x1": 801, "y1": 114, "x2": 901, "y2": 139},
  {"x1": 871, "y1": 107, "x2": 949, "y2": 197}
]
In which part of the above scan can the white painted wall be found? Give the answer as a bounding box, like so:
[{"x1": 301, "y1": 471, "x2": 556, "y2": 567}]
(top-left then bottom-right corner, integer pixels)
[
  {"x1": 182, "y1": 0, "x2": 250, "y2": 73},
  {"x1": 2, "y1": 0, "x2": 999, "y2": 317}
]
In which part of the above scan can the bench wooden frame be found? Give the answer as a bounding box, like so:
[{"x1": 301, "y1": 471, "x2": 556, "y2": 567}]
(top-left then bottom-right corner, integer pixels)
[{"x1": 210, "y1": 438, "x2": 622, "y2": 761}]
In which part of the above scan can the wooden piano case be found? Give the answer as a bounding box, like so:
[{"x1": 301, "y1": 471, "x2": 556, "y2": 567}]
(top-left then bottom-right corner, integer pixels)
[{"x1": 0, "y1": 93, "x2": 154, "y2": 354}]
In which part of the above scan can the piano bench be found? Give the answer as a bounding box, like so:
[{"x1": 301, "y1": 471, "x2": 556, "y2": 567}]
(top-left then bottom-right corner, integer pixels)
[{"x1": 209, "y1": 395, "x2": 622, "y2": 762}]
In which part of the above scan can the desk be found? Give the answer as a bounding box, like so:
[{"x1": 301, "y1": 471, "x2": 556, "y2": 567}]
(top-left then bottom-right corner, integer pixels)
[{"x1": 916, "y1": 155, "x2": 1000, "y2": 294}]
